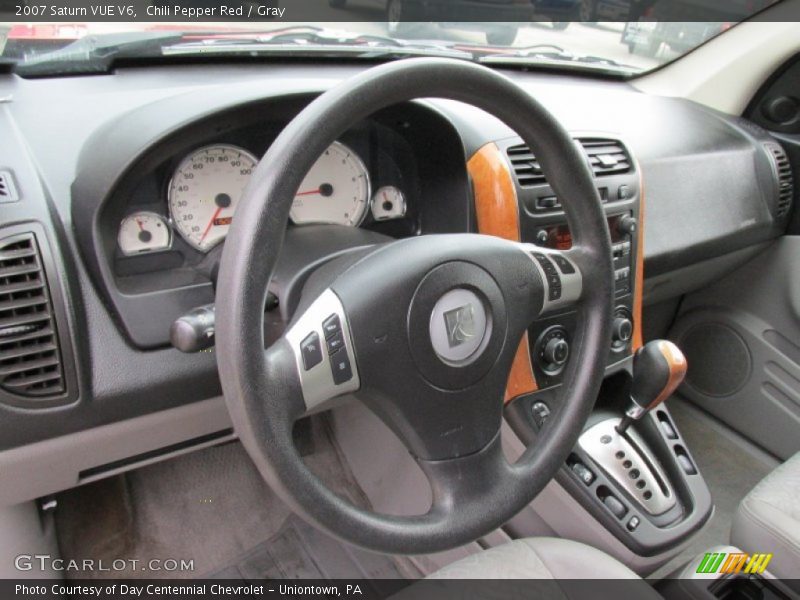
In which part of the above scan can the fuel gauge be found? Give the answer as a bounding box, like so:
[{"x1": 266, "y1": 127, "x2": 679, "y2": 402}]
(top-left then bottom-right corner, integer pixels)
[
  {"x1": 371, "y1": 186, "x2": 407, "y2": 221},
  {"x1": 118, "y1": 212, "x2": 171, "y2": 256}
]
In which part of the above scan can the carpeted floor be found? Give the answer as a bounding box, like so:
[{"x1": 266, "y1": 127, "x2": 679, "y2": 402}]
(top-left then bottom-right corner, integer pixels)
[
  {"x1": 55, "y1": 399, "x2": 779, "y2": 582},
  {"x1": 647, "y1": 397, "x2": 779, "y2": 579},
  {"x1": 55, "y1": 416, "x2": 420, "y2": 580}
]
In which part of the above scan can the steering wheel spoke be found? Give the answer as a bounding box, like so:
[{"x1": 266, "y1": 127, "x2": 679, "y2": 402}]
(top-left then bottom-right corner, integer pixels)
[
  {"x1": 516, "y1": 243, "x2": 584, "y2": 320},
  {"x1": 284, "y1": 289, "x2": 361, "y2": 413}
]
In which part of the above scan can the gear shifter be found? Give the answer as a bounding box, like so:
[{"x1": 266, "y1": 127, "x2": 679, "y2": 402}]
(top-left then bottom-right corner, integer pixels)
[{"x1": 617, "y1": 340, "x2": 687, "y2": 435}]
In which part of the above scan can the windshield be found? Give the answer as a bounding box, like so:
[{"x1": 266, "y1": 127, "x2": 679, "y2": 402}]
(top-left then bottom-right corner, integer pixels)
[{"x1": 0, "y1": 0, "x2": 782, "y2": 77}]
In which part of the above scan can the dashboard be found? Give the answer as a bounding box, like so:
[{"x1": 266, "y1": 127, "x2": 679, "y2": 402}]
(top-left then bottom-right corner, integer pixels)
[{"x1": 0, "y1": 61, "x2": 792, "y2": 461}]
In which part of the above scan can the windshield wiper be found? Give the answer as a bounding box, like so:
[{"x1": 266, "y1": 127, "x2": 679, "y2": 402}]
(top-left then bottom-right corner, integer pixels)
[{"x1": 162, "y1": 26, "x2": 473, "y2": 61}]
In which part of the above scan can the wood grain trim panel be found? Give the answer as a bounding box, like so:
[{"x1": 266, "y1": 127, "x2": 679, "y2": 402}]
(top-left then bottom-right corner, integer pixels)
[
  {"x1": 467, "y1": 143, "x2": 538, "y2": 402},
  {"x1": 633, "y1": 165, "x2": 645, "y2": 352}
]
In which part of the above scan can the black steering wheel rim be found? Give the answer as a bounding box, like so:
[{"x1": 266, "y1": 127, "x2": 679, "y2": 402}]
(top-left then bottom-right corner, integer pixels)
[{"x1": 216, "y1": 57, "x2": 614, "y2": 554}]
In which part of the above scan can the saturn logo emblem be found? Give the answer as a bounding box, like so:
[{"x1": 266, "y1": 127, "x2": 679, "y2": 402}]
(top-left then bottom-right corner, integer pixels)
[{"x1": 443, "y1": 304, "x2": 476, "y2": 348}]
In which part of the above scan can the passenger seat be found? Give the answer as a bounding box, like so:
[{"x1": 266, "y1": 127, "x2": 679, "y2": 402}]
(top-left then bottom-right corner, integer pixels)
[{"x1": 730, "y1": 452, "x2": 800, "y2": 581}]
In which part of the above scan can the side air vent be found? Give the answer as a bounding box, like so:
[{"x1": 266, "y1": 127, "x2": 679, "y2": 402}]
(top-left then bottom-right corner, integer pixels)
[
  {"x1": 0, "y1": 233, "x2": 65, "y2": 398},
  {"x1": 765, "y1": 143, "x2": 794, "y2": 217},
  {"x1": 577, "y1": 138, "x2": 632, "y2": 177},
  {"x1": 506, "y1": 144, "x2": 546, "y2": 187},
  {"x1": 0, "y1": 170, "x2": 19, "y2": 203}
]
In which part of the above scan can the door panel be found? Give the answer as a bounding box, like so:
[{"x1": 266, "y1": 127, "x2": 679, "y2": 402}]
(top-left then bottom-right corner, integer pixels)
[{"x1": 670, "y1": 238, "x2": 800, "y2": 460}]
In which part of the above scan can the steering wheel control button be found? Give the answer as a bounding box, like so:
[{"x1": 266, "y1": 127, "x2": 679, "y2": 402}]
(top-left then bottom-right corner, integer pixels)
[
  {"x1": 329, "y1": 349, "x2": 353, "y2": 385},
  {"x1": 300, "y1": 332, "x2": 323, "y2": 371},
  {"x1": 551, "y1": 255, "x2": 576, "y2": 275},
  {"x1": 286, "y1": 290, "x2": 360, "y2": 409},
  {"x1": 322, "y1": 314, "x2": 341, "y2": 339},
  {"x1": 429, "y1": 288, "x2": 490, "y2": 365},
  {"x1": 326, "y1": 330, "x2": 345, "y2": 354}
]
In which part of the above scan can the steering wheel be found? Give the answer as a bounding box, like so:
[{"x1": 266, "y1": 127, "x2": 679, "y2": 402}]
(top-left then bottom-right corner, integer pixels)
[{"x1": 216, "y1": 58, "x2": 614, "y2": 555}]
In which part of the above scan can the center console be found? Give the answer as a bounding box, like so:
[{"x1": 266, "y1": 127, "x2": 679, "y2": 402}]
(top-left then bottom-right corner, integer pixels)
[{"x1": 471, "y1": 135, "x2": 713, "y2": 558}]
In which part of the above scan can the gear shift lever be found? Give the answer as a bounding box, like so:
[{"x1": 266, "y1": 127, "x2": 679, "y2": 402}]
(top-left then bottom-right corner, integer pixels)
[{"x1": 617, "y1": 340, "x2": 687, "y2": 435}]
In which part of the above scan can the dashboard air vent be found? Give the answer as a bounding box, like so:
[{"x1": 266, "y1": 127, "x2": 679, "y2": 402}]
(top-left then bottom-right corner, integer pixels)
[
  {"x1": 577, "y1": 138, "x2": 632, "y2": 176},
  {"x1": 506, "y1": 144, "x2": 546, "y2": 187},
  {"x1": 0, "y1": 170, "x2": 19, "y2": 203},
  {"x1": 765, "y1": 143, "x2": 794, "y2": 217},
  {"x1": 0, "y1": 233, "x2": 65, "y2": 398}
]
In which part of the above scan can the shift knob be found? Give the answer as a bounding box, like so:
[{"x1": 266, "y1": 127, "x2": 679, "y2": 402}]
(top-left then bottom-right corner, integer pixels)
[{"x1": 618, "y1": 340, "x2": 687, "y2": 433}]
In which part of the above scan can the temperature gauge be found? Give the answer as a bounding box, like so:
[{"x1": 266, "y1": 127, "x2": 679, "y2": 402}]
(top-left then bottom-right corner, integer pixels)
[
  {"x1": 118, "y1": 212, "x2": 171, "y2": 256},
  {"x1": 371, "y1": 186, "x2": 406, "y2": 221}
]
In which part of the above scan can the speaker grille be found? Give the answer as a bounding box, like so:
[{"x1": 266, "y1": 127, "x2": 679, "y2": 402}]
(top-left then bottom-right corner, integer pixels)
[{"x1": 680, "y1": 323, "x2": 751, "y2": 398}]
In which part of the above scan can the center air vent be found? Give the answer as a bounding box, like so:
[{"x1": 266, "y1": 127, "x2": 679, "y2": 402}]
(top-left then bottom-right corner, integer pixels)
[
  {"x1": 765, "y1": 143, "x2": 794, "y2": 217},
  {"x1": 507, "y1": 144, "x2": 546, "y2": 187},
  {"x1": 0, "y1": 171, "x2": 19, "y2": 203},
  {"x1": 0, "y1": 233, "x2": 65, "y2": 398},
  {"x1": 577, "y1": 138, "x2": 632, "y2": 177},
  {"x1": 506, "y1": 137, "x2": 632, "y2": 188}
]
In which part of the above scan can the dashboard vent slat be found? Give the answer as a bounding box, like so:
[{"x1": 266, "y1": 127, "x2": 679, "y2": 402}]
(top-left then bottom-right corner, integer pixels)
[
  {"x1": 0, "y1": 171, "x2": 19, "y2": 203},
  {"x1": 577, "y1": 138, "x2": 633, "y2": 177},
  {"x1": 506, "y1": 137, "x2": 632, "y2": 188},
  {"x1": 506, "y1": 144, "x2": 546, "y2": 187},
  {"x1": 765, "y1": 143, "x2": 794, "y2": 218},
  {"x1": 0, "y1": 233, "x2": 65, "y2": 398}
]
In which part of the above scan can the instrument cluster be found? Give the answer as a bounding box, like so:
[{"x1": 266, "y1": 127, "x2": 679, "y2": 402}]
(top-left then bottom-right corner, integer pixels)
[{"x1": 117, "y1": 140, "x2": 408, "y2": 257}]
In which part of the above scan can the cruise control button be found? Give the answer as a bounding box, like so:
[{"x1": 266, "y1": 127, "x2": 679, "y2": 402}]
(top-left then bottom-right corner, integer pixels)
[
  {"x1": 322, "y1": 314, "x2": 341, "y2": 339},
  {"x1": 300, "y1": 332, "x2": 323, "y2": 371},
  {"x1": 326, "y1": 330, "x2": 345, "y2": 354},
  {"x1": 551, "y1": 255, "x2": 575, "y2": 274},
  {"x1": 329, "y1": 348, "x2": 353, "y2": 385}
]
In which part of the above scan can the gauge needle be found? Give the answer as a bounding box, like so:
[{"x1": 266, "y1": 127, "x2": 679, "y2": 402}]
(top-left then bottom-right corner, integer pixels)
[
  {"x1": 200, "y1": 207, "x2": 223, "y2": 243},
  {"x1": 296, "y1": 188, "x2": 321, "y2": 196},
  {"x1": 136, "y1": 219, "x2": 145, "y2": 231}
]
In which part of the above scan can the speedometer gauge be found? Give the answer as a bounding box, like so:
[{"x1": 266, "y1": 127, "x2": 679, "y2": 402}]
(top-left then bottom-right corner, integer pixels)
[
  {"x1": 290, "y1": 141, "x2": 370, "y2": 226},
  {"x1": 168, "y1": 144, "x2": 258, "y2": 252}
]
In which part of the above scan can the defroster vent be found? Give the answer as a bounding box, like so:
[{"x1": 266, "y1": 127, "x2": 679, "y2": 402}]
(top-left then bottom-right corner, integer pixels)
[{"x1": 0, "y1": 233, "x2": 65, "y2": 398}]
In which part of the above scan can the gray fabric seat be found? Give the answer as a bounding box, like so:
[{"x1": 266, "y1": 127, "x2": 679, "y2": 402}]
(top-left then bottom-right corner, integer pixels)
[
  {"x1": 416, "y1": 537, "x2": 661, "y2": 599},
  {"x1": 731, "y1": 451, "x2": 800, "y2": 580}
]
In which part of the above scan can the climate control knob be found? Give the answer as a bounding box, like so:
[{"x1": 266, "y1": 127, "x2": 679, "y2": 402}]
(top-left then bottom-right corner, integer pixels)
[
  {"x1": 544, "y1": 338, "x2": 570, "y2": 367},
  {"x1": 618, "y1": 215, "x2": 637, "y2": 236},
  {"x1": 612, "y1": 317, "x2": 633, "y2": 344}
]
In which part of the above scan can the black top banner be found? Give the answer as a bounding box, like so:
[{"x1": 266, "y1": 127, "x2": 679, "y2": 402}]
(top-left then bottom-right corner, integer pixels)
[{"x1": 0, "y1": 0, "x2": 793, "y2": 23}]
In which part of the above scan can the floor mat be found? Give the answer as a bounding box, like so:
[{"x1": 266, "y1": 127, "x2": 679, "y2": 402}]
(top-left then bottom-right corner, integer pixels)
[
  {"x1": 55, "y1": 416, "x2": 420, "y2": 581},
  {"x1": 207, "y1": 515, "x2": 408, "y2": 597},
  {"x1": 648, "y1": 398, "x2": 778, "y2": 579}
]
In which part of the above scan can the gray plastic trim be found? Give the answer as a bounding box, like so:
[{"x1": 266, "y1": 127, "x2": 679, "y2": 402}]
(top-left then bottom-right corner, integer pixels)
[
  {"x1": 0, "y1": 397, "x2": 232, "y2": 507},
  {"x1": 285, "y1": 289, "x2": 360, "y2": 411},
  {"x1": 579, "y1": 419, "x2": 676, "y2": 516},
  {"x1": 517, "y1": 244, "x2": 583, "y2": 315}
]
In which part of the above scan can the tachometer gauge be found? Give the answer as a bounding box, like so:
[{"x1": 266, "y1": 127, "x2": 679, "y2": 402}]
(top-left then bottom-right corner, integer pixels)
[
  {"x1": 118, "y1": 211, "x2": 171, "y2": 256},
  {"x1": 290, "y1": 141, "x2": 370, "y2": 226},
  {"x1": 168, "y1": 144, "x2": 258, "y2": 252}
]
